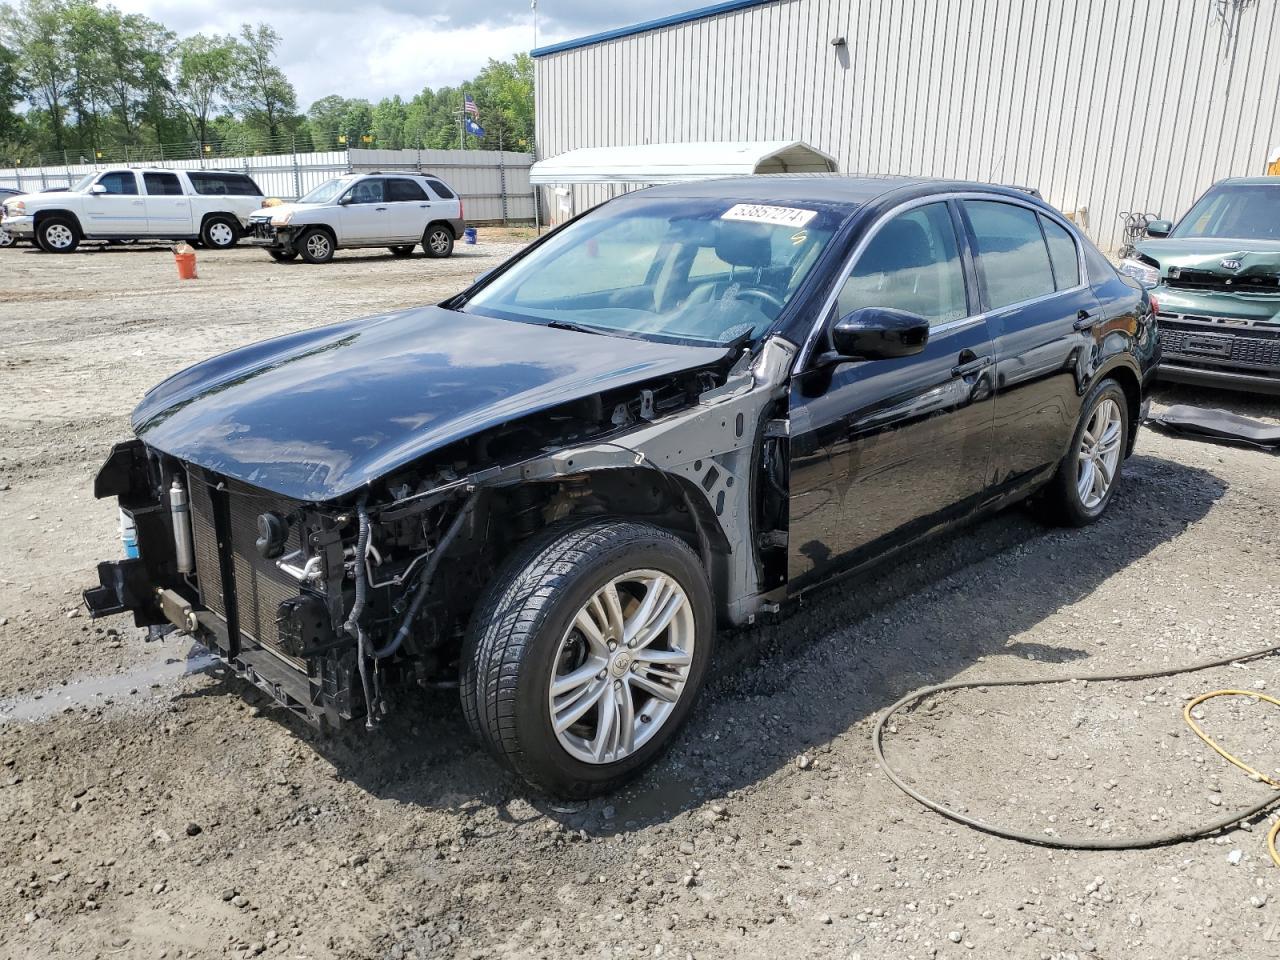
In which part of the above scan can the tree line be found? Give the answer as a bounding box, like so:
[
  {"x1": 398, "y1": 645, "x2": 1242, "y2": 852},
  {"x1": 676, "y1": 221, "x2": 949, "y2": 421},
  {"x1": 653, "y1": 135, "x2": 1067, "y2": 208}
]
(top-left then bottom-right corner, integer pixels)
[{"x1": 0, "y1": 0, "x2": 534, "y2": 166}]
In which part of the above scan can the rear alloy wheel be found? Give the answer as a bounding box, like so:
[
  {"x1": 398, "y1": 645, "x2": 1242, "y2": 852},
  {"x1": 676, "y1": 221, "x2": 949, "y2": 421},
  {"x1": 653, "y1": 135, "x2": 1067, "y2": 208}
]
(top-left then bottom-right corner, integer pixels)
[
  {"x1": 0, "y1": 229, "x2": 13, "y2": 248},
  {"x1": 1038, "y1": 378, "x2": 1130, "y2": 526},
  {"x1": 38, "y1": 217, "x2": 80, "y2": 253},
  {"x1": 201, "y1": 216, "x2": 239, "y2": 250},
  {"x1": 297, "y1": 228, "x2": 335, "y2": 264},
  {"x1": 267, "y1": 249, "x2": 298, "y2": 263},
  {"x1": 462, "y1": 520, "x2": 714, "y2": 797},
  {"x1": 388, "y1": 244, "x2": 416, "y2": 257},
  {"x1": 423, "y1": 225, "x2": 454, "y2": 259}
]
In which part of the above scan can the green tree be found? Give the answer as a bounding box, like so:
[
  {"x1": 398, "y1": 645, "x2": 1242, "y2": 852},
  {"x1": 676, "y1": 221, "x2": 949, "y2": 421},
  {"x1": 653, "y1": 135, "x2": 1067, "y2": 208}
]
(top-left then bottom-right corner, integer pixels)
[
  {"x1": 371, "y1": 95, "x2": 406, "y2": 149},
  {"x1": 338, "y1": 98, "x2": 372, "y2": 146},
  {"x1": 173, "y1": 33, "x2": 237, "y2": 145},
  {"x1": 471, "y1": 53, "x2": 534, "y2": 148},
  {"x1": 0, "y1": 39, "x2": 23, "y2": 144},
  {"x1": 1, "y1": 0, "x2": 76, "y2": 151},
  {"x1": 305, "y1": 93, "x2": 348, "y2": 150},
  {"x1": 231, "y1": 22, "x2": 297, "y2": 141}
]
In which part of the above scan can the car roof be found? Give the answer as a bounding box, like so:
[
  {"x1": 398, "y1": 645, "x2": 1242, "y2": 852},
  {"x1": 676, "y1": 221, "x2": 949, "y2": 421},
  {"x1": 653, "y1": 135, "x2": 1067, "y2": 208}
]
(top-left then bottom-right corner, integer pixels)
[
  {"x1": 1216, "y1": 176, "x2": 1280, "y2": 186},
  {"x1": 634, "y1": 173, "x2": 1044, "y2": 209}
]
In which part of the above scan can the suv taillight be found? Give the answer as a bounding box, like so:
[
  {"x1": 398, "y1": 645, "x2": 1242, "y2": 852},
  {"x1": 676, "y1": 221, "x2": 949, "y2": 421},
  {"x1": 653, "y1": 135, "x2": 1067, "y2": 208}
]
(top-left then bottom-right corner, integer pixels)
[{"x1": 459, "y1": 196, "x2": 464, "y2": 221}]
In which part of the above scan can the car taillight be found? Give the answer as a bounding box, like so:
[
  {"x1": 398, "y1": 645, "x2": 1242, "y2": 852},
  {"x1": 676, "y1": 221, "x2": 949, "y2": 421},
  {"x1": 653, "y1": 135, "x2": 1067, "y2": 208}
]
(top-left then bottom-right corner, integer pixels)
[{"x1": 459, "y1": 196, "x2": 464, "y2": 221}]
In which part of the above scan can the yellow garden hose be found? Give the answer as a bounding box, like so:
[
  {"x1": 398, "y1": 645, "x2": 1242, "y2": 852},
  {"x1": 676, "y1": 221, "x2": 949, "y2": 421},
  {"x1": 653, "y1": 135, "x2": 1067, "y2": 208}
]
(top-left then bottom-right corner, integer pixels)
[
  {"x1": 1182, "y1": 689, "x2": 1280, "y2": 867},
  {"x1": 875, "y1": 643, "x2": 1280, "y2": 864}
]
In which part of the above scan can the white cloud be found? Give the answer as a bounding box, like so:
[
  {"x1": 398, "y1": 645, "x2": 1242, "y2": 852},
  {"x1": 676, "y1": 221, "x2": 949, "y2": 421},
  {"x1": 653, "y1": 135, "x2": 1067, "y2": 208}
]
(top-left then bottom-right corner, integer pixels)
[{"x1": 109, "y1": 0, "x2": 697, "y2": 106}]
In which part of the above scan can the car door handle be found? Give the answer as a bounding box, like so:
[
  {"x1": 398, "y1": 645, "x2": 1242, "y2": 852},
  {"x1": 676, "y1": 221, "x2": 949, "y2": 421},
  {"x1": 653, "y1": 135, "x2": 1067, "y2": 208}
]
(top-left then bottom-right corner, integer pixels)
[
  {"x1": 951, "y1": 355, "x2": 993, "y2": 378},
  {"x1": 375, "y1": 207, "x2": 387, "y2": 212},
  {"x1": 1073, "y1": 309, "x2": 1102, "y2": 330}
]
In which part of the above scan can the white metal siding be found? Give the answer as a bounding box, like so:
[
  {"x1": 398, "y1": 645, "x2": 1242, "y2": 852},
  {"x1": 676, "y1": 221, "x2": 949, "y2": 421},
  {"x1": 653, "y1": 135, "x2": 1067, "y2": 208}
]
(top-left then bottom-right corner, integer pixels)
[{"x1": 535, "y1": 0, "x2": 1280, "y2": 251}]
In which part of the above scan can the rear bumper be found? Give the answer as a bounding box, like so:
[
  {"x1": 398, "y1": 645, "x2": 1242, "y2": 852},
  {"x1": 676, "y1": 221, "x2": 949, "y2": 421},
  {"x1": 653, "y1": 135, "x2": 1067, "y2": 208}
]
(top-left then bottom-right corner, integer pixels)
[{"x1": 1157, "y1": 362, "x2": 1280, "y2": 396}]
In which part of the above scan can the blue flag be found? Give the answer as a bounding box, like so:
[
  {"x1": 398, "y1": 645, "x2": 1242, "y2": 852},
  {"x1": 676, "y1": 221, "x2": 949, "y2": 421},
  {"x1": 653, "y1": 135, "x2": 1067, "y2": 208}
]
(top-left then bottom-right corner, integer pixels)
[{"x1": 465, "y1": 117, "x2": 485, "y2": 138}]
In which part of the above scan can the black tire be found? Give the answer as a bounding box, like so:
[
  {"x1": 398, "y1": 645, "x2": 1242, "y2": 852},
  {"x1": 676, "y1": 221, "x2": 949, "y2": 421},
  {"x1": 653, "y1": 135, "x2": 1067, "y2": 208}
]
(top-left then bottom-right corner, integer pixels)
[
  {"x1": 388, "y1": 244, "x2": 416, "y2": 257},
  {"x1": 267, "y1": 249, "x2": 299, "y2": 263},
  {"x1": 1037, "y1": 378, "x2": 1130, "y2": 527},
  {"x1": 461, "y1": 519, "x2": 715, "y2": 797},
  {"x1": 297, "y1": 228, "x2": 335, "y2": 264},
  {"x1": 37, "y1": 216, "x2": 80, "y2": 253},
  {"x1": 423, "y1": 224, "x2": 454, "y2": 259},
  {"x1": 201, "y1": 215, "x2": 240, "y2": 250}
]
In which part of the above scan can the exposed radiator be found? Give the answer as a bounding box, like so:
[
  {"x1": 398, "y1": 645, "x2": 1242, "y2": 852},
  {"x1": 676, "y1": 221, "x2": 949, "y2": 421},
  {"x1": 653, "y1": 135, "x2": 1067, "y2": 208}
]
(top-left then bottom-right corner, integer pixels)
[{"x1": 188, "y1": 473, "x2": 307, "y2": 669}]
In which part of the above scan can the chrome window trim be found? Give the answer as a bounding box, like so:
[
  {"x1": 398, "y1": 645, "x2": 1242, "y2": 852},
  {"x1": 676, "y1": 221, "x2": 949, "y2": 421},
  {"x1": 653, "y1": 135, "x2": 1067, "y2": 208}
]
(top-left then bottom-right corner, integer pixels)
[{"x1": 796, "y1": 191, "x2": 1091, "y2": 371}]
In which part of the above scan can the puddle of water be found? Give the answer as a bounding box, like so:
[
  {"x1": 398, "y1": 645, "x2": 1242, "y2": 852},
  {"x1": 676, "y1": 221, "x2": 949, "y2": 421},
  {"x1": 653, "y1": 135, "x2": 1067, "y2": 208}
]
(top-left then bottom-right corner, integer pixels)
[{"x1": 0, "y1": 647, "x2": 219, "y2": 723}]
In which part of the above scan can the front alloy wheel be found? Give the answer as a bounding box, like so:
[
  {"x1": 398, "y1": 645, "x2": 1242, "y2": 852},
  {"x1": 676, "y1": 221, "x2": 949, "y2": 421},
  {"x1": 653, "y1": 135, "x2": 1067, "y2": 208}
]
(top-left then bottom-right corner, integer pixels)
[
  {"x1": 462, "y1": 520, "x2": 714, "y2": 797},
  {"x1": 297, "y1": 228, "x2": 335, "y2": 264},
  {"x1": 549, "y1": 570, "x2": 696, "y2": 765},
  {"x1": 38, "y1": 217, "x2": 79, "y2": 253}
]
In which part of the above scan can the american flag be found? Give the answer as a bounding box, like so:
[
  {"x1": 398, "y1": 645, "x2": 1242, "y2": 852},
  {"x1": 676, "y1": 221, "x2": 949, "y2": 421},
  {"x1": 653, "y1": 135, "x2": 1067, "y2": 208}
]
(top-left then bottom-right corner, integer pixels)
[{"x1": 463, "y1": 94, "x2": 479, "y2": 118}]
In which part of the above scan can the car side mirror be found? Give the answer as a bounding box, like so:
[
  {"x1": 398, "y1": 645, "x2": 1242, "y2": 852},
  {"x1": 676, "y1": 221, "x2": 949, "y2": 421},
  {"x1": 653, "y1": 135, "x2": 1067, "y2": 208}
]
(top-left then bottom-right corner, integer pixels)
[
  {"x1": 339, "y1": 195, "x2": 353, "y2": 205},
  {"x1": 1145, "y1": 219, "x2": 1172, "y2": 238},
  {"x1": 821, "y1": 307, "x2": 930, "y2": 364},
  {"x1": 89, "y1": 183, "x2": 107, "y2": 195}
]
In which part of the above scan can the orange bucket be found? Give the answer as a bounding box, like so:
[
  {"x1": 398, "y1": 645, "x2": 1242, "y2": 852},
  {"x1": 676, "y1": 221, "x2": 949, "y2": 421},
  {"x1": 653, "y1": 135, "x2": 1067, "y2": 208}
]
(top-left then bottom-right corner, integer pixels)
[{"x1": 173, "y1": 242, "x2": 197, "y2": 280}]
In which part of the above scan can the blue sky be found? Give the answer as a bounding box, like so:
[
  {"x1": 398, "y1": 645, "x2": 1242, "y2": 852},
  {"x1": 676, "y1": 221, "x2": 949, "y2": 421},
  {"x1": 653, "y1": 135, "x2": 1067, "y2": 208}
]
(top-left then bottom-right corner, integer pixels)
[{"x1": 112, "y1": 1, "x2": 700, "y2": 107}]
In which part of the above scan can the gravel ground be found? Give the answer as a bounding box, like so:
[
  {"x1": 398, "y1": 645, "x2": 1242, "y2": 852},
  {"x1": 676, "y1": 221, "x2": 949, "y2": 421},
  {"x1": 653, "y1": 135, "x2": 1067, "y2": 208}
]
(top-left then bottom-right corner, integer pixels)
[{"x1": 1, "y1": 237, "x2": 1279, "y2": 960}]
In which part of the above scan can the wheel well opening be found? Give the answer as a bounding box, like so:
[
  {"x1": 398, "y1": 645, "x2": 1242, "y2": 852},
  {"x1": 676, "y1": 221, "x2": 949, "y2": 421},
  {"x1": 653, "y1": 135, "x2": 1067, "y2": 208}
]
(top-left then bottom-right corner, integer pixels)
[
  {"x1": 427, "y1": 220, "x2": 456, "y2": 239},
  {"x1": 34, "y1": 209, "x2": 79, "y2": 229},
  {"x1": 1104, "y1": 366, "x2": 1142, "y2": 455}
]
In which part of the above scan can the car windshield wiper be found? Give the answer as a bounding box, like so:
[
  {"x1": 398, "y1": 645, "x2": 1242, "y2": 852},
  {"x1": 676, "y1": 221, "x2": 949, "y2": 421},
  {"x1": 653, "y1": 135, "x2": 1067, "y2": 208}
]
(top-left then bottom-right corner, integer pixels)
[{"x1": 544, "y1": 319, "x2": 649, "y2": 341}]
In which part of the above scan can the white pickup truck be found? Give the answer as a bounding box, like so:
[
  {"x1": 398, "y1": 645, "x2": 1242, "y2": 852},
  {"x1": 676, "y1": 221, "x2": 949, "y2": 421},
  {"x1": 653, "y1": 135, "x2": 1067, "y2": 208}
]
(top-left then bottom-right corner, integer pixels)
[{"x1": 0, "y1": 167, "x2": 266, "y2": 253}]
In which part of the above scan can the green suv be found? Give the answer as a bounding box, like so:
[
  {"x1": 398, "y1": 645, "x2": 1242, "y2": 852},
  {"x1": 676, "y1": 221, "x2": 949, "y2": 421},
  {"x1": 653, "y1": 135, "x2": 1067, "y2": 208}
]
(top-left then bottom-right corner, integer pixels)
[{"x1": 1119, "y1": 177, "x2": 1280, "y2": 395}]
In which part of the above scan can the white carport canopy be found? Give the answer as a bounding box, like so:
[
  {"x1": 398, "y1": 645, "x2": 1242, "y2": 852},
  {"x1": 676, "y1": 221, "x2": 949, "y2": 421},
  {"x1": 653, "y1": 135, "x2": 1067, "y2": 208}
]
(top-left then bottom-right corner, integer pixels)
[{"x1": 529, "y1": 140, "x2": 838, "y2": 186}]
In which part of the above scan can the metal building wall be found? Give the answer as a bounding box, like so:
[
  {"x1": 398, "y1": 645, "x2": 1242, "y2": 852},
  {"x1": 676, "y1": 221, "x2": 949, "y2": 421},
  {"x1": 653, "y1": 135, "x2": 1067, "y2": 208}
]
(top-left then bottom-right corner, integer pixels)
[{"x1": 535, "y1": 0, "x2": 1279, "y2": 251}]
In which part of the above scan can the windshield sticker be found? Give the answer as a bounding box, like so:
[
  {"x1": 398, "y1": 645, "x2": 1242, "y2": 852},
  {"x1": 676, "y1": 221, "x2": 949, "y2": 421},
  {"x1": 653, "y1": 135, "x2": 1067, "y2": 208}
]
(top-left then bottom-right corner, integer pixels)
[{"x1": 722, "y1": 203, "x2": 817, "y2": 228}]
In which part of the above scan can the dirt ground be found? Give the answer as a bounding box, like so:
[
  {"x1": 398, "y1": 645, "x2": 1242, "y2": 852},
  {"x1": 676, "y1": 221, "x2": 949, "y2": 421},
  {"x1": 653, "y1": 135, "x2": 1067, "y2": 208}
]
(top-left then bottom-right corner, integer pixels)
[{"x1": 1, "y1": 236, "x2": 1279, "y2": 960}]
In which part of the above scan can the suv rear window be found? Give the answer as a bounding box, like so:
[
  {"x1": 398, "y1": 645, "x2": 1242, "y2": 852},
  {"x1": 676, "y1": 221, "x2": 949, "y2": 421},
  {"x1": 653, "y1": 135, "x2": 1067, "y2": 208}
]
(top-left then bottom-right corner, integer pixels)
[
  {"x1": 424, "y1": 178, "x2": 455, "y2": 200},
  {"x1": 388, "y1": 179, "x2": 428, "y2": 202},
  {"x1": 187, "y1": 172, "x2": 263, "y2": 197}
]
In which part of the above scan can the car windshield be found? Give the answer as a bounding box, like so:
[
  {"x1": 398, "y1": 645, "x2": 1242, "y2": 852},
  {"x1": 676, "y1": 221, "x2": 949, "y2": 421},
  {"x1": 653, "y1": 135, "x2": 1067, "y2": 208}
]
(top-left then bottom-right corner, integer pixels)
[
  {"x1": 461, "y1": 197, "x2": 844, "y2": 346},
  {"x1": 1174, "y1": 184, "x2": 1280, "y2": 241},
  {"x1": 298, "y1": 178, "x2": 352, "y2": 204}
]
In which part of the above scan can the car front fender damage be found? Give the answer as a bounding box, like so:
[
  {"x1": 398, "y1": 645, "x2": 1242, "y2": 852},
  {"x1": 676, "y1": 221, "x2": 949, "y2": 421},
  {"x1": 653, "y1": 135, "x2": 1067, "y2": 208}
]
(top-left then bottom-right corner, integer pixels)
[{"x1": 84, "y1": 336, "x2": 796, "y2": 727}]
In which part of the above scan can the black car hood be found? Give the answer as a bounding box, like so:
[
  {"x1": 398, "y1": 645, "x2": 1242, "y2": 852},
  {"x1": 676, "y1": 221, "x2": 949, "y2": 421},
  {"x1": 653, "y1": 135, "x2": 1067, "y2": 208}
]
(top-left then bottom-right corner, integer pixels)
[{"x1": 132, "y1": 306, "x2": 729, "y2": 501}]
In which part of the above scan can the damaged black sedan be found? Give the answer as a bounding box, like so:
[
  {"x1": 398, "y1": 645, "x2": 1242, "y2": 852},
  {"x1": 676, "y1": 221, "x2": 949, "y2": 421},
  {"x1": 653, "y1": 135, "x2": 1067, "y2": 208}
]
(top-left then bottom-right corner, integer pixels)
[{"x1": 85, "y1": 176, "x2": 1157, "y2": 796}]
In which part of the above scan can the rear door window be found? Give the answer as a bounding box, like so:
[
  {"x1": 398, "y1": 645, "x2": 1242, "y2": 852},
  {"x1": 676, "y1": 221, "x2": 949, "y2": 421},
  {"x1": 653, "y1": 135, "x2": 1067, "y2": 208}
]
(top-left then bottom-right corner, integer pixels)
[
  {"x1": 962, "y1": 200, "x2": 1056, "y2": 309},
  {"x1": 388, "y1": 179, "x2": 428, "y2": 202},
  {"x1": 143, "y1": 172, "x2": 183, "y2": 196},
  {"x1": 98, "y1": 171, "x2": 138, "y2": 195},
  {"x1": 1040, "y1": 216, "x2": 1080, "y2": 290}
]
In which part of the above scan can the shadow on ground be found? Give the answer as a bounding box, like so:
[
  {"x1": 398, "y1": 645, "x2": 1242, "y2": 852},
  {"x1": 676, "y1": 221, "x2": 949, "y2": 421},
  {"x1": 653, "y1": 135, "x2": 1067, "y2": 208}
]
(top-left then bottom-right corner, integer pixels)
[{"x1": 196, "y1": 451, "x2": 1225, "y2": 833}]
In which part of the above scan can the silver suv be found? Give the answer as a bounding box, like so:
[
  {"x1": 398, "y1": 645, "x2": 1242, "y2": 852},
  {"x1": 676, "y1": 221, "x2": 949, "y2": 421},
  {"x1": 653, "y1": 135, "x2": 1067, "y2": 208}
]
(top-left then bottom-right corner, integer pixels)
[{"x1": 246, "y1": 172, "x2": 465, "y2": 264}]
